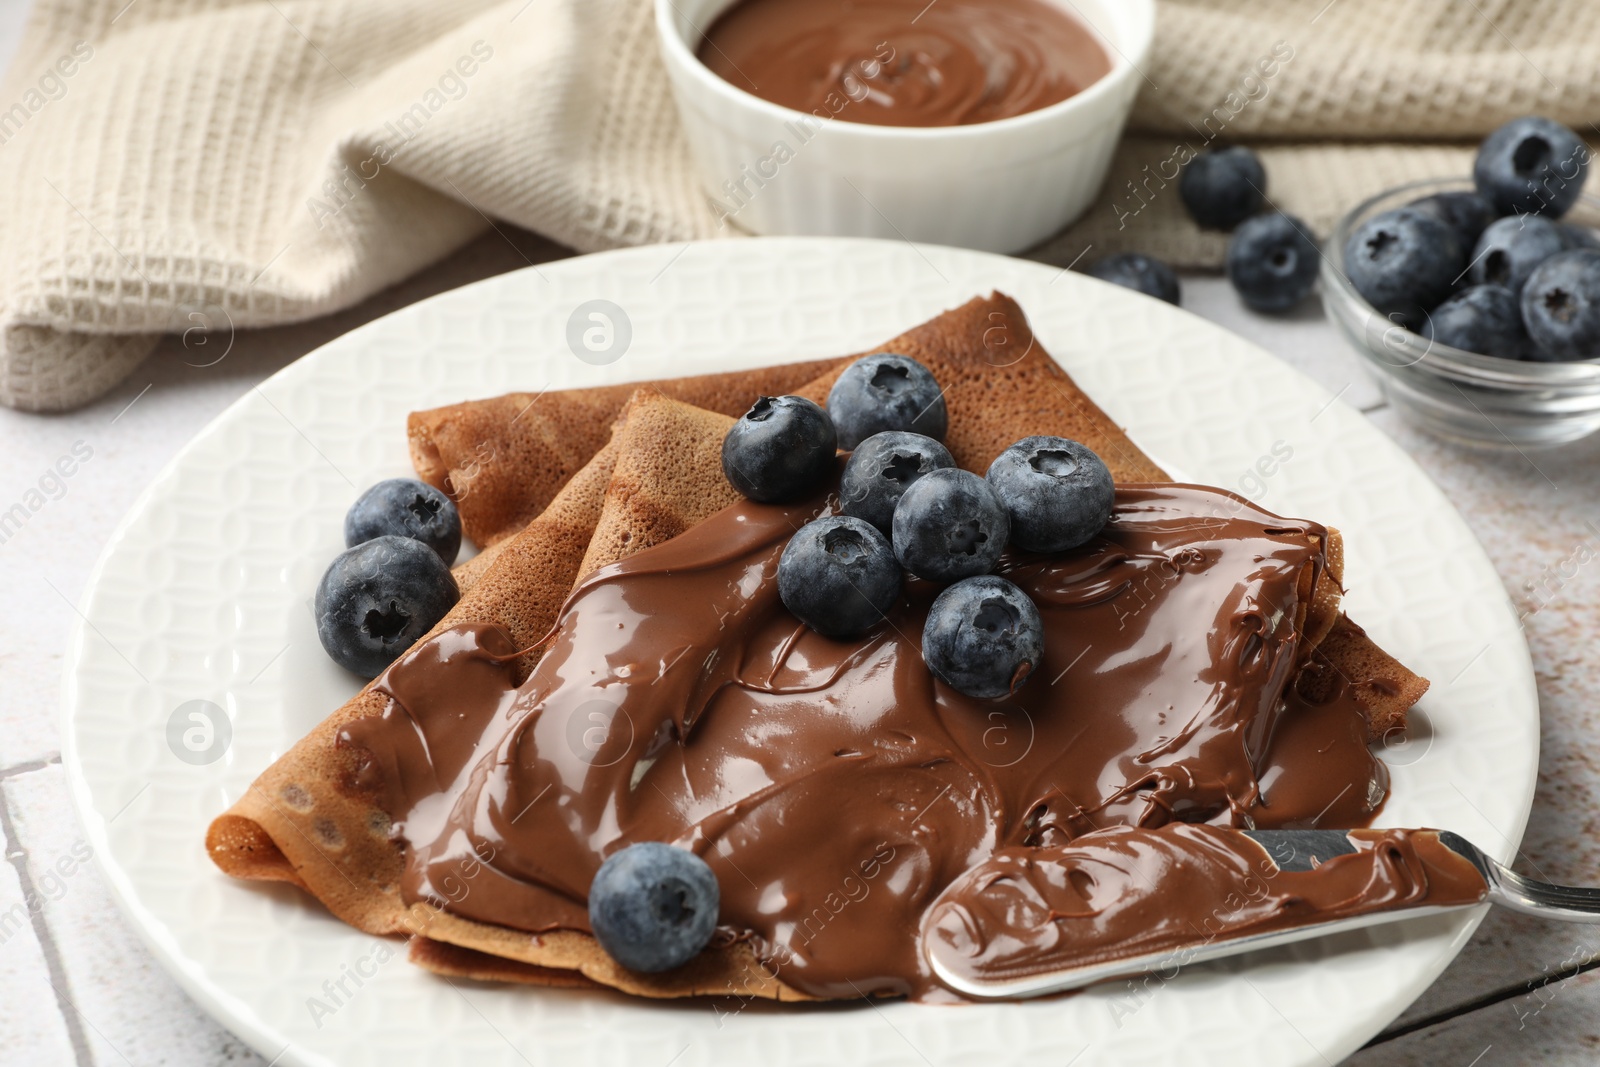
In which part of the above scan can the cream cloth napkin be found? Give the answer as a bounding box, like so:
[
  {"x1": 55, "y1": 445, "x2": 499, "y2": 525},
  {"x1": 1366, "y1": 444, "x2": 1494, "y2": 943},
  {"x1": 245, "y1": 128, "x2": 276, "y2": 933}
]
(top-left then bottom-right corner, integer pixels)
[{"x1": 4, "y1": 0, "x2": 1599, "y2": 411}]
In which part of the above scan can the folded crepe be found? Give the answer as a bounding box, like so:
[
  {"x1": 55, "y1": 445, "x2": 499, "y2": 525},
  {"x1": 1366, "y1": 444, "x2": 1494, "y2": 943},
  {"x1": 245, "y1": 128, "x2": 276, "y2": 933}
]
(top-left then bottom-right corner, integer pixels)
[
  {"x1": 409, "y1": 293, "x2": 1169, "y2": 550},
  {"x1": 207, "y1": 294, "x2": 1428, "y2": 1000},
  {"x1": 412, "y1": 293, "x2": 1421, "y2": 733}
]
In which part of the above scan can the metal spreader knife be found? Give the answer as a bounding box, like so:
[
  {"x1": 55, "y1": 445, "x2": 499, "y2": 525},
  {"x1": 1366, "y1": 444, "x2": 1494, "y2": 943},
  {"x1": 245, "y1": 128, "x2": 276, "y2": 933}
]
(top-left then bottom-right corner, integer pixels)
[{"x1": 926, "y1": 828, "x2": 1600, "y2": 1001}]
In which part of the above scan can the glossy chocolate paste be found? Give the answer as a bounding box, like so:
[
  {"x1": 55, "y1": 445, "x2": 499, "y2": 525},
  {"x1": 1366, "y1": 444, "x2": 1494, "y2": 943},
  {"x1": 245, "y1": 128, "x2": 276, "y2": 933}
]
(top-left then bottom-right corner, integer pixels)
[
  {"x1": 341, "y1": 483, "x2": 1395, "y2": 1000},
  {"x1": 696, "y1": 0, "x2": 1112, "y2": 127},
  {"x1": 924, "y1": 825, "x2": 1487, "y2": 988}
]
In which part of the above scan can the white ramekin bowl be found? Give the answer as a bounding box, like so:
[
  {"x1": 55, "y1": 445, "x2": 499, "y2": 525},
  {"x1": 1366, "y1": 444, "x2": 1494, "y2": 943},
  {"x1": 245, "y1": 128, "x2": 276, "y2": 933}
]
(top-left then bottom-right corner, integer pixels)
[{"x1": 655, "y1": 0, "x2": 1154, "y2": 254}]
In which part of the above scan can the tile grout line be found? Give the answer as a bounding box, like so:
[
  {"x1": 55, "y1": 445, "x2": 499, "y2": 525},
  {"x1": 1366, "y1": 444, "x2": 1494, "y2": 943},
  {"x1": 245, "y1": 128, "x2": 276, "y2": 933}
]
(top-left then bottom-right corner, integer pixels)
[
  {"x1": 0, "y1": 755, "x2": 63, "y2": 781},
  {"x1": 0, "y1": 780, "x2": 97, "y2": 1065},
  {"x1": 1364, "y1": 953, "x2": 1600, "y2": 1048}
]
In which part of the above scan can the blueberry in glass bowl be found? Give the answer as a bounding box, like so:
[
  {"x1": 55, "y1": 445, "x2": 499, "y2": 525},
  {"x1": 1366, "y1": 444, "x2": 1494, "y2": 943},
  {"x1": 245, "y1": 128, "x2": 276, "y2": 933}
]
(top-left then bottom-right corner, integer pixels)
[{"x1": 1323, "y1": 176, "x2": 1600, "y2": 448}]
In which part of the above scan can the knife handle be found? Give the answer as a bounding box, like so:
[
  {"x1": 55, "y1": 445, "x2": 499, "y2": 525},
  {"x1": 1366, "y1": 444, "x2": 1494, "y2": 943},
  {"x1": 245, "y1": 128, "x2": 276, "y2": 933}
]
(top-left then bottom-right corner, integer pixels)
[{"x1": 1437, "y1": 831, "x2": 1600, "y2": 921}]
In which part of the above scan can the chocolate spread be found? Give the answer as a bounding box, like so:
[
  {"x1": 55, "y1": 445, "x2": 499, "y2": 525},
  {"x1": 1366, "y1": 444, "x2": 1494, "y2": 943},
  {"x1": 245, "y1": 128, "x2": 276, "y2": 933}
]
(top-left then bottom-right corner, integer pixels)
[
  {"x1": 696, "y1": 0, "x2": 1112, "y2": 127},
  {"x1": 341, "y1": 483, "x2": 1395, "y2": 1000},
  {"x1": 924, "y1": 825, "x2": 1487, "y2": 989}
]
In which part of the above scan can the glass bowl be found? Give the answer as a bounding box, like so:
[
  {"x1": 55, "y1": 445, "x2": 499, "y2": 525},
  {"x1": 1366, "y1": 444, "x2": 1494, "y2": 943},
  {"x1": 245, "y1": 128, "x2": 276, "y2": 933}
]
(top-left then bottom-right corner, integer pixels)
[{"x1": 1321, "y1": 176, "x2": 1600, "y2": 448}]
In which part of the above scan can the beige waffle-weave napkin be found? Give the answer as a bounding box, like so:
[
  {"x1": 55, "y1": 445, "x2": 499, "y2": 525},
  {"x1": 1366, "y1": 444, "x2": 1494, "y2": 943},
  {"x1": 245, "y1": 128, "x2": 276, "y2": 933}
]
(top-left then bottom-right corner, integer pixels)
[{"x1": 4, "y1": 0, "x2": 1599, "y2": 411}]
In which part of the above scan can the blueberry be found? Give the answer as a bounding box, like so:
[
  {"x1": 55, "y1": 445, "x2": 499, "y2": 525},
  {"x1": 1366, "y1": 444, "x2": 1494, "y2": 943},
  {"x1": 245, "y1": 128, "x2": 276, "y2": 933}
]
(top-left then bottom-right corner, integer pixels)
[
  {"x1": 1408, "y1": 191, "x2": 1497, "y2": 252},
  {"x1": 1561, "y1": 223, "x2": 1600, "y2": 251},
  {"x1": 1179, "y1": 146, "x2": 1266, "y2": 230},
  {"x1": 891, "y1": 468, "x2": 1009, "y2": 584},
  {"x1": 1469, "y1": 215, "x2": 1568, "y2": 297},
  {"x1": 721, "y1": 396, "x2": 837, "y2": 502},
  {"x1": 1342, "y1": 207, "x2": 1465, "y2": 330},
  {"x1": 985, "y1": 436, "x2": 1113, "y2": 553},
  {"x1": 1422, "y1": 285, "x2": 1526, "y2": 359},
  {"x1": 1521, "y1": 249, "x2": 1600, "y2": 361},
  {"x1": 921, "y1": 576, "x2": 1044, "y2": 700},
  {"x1": 315, "y1": 535, "x2": 459, "y2": 678},
  {"x1": 777, "y1": 516, "x2": 901, "y2": 638},
  {"x1": 839, "y1": 431, "x2": 955, "y2": 534},
  {"x1": 344, "y1": 478, "x2": 462, "y2": 565},
  {"x1": 588, "y1": 842, "x2": 719, "y2": 974},
  {"x1": 1087, "y1": 253, "x2": 1180, "y2": 305},
  {"x1": 1226, "y1": 212, "x2": 1321, "y2": 313},
  {"x1": 1473, "y1": 116, "x2": 1590, "y2": 218},
  {"x1": 825, "y1": 354, "x2": 947, "y2": 450}
]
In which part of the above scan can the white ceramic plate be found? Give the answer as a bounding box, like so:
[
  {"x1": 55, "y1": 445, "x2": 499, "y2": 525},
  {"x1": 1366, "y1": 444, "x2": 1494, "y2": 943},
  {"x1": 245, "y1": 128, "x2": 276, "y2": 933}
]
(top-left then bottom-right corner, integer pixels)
[{"x1": 63, "y1": 238, "x2": 1538, "y2": 1067}]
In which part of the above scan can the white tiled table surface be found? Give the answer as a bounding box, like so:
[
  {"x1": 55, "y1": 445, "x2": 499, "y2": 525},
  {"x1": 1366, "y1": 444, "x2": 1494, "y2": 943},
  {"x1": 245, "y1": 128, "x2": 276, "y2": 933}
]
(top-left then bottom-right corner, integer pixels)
[{"x1": 6, "y1": 15, "x2": 1600, "y2": 1067}]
